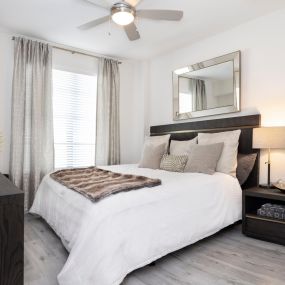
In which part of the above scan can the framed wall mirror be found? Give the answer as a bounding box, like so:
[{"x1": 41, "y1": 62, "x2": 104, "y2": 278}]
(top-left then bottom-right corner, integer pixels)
[{"x1": 173, "y1": 51, "x2": 240, "y2": 120}]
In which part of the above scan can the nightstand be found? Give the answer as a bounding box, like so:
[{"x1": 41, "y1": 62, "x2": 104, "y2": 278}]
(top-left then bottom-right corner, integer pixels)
[{"x1": 242, "y1": 187, "x2": 285, "y2": 245}]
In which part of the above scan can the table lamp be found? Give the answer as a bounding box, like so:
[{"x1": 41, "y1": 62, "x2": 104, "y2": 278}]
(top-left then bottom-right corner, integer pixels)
[{"x1": 253, "y1": 127, "x2": 285, "y2": 188}]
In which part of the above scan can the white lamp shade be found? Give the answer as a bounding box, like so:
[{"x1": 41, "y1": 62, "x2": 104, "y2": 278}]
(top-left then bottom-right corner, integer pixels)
[{"x1": 253, "y1": 127, "x2": 285, "y2": 149}]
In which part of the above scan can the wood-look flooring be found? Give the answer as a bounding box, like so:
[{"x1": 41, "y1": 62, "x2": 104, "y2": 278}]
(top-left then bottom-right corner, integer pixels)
[{"x1": 24, "y1": 214, "x2": 285, "y2": 285}]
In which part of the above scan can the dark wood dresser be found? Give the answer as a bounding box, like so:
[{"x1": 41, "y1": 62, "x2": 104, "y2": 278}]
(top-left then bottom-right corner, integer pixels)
[{"x1": 0, "y1": 174, "x2": 24, "y2": 285}]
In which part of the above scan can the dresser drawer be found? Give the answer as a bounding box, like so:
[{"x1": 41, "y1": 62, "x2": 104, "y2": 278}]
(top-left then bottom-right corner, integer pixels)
[{"x1": 245, "y1": 216, "x2": 285, "y2": 245}]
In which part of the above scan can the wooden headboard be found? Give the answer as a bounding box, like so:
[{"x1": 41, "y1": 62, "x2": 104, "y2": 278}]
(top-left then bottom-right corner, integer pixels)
[{"x1": 150, "y1": 114, "x2": 261, "y2": 189}]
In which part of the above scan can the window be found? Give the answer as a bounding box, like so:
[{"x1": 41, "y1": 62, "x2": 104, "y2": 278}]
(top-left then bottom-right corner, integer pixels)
[
  {"x1": 179, "y1": 92, "x2": 193, "y2": 113},
  {"x1": 53, "y1": 69, "x2": 97, "y2": 169}
]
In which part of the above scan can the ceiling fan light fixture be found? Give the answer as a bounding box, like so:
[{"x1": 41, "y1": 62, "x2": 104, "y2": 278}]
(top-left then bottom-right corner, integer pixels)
[{"x1": 111, "y1": 3, "x2": 135, "y2": 26}]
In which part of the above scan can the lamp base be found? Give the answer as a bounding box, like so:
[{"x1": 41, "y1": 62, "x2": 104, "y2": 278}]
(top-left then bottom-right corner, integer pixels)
[{"x1": 259, "y1": 183, "x2": 275, "y2": 189}]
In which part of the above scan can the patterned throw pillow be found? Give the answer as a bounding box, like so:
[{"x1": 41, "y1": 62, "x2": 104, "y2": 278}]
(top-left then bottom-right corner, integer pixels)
[{"x1": 160, "y1": 154, "x2": 188, "y2": 172}]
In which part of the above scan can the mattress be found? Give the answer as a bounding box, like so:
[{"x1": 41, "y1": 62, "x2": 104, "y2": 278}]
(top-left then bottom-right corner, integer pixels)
[{"x1": 30, "y1": 164, "x2": 242, "y2": 285}]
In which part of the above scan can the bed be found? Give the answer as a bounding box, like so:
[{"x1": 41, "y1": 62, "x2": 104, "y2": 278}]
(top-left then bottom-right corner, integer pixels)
[{"x1": 30, "y1": 114, "x2": 260, "y2": 285}]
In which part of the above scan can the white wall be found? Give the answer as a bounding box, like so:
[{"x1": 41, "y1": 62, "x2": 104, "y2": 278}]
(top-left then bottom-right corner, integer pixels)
[
  {"x1": 120, "y1": 60, "x2": 148, "y2": 164},
  {"x1": 147, "y1": 9, "x2": 285, "y2": 183},
  {"x1": 53, "y1": 48, "x2": 98, "y2": 75},
  {"x1": 0, "y1": 31, "x2": 14, "y2": 174}
]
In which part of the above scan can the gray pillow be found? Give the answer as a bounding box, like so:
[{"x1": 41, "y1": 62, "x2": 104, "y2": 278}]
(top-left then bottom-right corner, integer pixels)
[
  {"x1": 138, "y1": 142, "x2": 166, "y2": 169},
  {"x1": 160, "y1": 154, "x2": 188, "y2": 172},
  {"x1": 198, "y1": 130, "x2": 241, "y2": 177},
  {"x1": 185, "y1": 143, "x2": 224, "y2": 175},
  {"x1": 236, "y1": 153, "x2": 257, "y2": 185}
]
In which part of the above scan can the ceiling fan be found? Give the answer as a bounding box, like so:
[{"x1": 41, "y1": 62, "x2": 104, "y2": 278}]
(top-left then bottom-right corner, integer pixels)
[{"x1": 79, "y1": 0, "x2": 183, "y2": 41}]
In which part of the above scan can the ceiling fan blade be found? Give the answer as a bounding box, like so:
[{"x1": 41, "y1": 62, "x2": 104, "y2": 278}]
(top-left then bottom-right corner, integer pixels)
[
  {"x1": 124, "y1": 22, "x2": 140, "y2": 41},
  {"x1": 78, "y1": 15, "x2": 110, "y2": 30},
  {"x1": 137, "y1": 10, "x2": 183, "y2": 21},
  {"x1": 124, "y1": 0, "x2": 142, "y2": 7},
  {"x1": 85, "y1": 0, "x2": 110, "y2": 9}
]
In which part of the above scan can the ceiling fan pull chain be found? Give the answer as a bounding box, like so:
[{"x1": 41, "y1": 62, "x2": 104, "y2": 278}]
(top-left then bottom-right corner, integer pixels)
[{"x1": 108, "y1": 15, "x2": 111, "y2": 36}]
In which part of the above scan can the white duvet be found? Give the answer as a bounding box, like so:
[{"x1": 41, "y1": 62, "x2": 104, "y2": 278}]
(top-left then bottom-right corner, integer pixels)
[{"x1": 30, "y1": 164, "x2": 242, "y2": 285}]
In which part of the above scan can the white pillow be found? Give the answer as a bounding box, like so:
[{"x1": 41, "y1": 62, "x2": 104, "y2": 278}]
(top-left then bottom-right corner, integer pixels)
[
  {"x1": 198, "y1": 130, "x2": 241, "y2": 177},
  {"x1": 170, "y1": 137, "x2": 197, "y2": 155},
  {"x1": 144, "y1": 134, "x2": 170, "y2": 152}
]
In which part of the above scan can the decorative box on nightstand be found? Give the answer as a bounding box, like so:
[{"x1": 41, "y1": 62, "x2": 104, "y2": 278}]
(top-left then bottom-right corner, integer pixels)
[{"x1": 242, "y1": 187, "x2": 285, "y2": 245}]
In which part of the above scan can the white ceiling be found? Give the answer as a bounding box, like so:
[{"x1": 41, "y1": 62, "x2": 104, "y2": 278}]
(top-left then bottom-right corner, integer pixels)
[{"x1": 1, "y1": 0, "x2": 285, "y2": 60}]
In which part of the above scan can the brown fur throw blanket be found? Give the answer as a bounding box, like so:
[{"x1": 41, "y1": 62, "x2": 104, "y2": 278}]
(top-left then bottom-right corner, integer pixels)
[{"x1": 50, "y1": 167, "x2": 161, "y2": 202}]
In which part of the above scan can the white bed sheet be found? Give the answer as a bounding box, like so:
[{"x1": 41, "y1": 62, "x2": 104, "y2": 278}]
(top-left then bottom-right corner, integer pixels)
[{"x1": 30, "y1": 164, "x2": 242, "y2": 285}]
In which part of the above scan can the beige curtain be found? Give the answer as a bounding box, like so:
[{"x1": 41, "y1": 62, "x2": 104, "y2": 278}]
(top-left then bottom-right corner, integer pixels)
[
  {"x1": 190, "y1": 79, "x2": 207, "y2": 111},
  {"x1": 95, "y1": 58, "x2": 120, "y2": 166},
  {"x1": 10, "y1": 37, "x2": 54, "y2": 210}
]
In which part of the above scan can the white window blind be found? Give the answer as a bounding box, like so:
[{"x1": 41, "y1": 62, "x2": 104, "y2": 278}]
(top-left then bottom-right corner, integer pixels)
[{"x1": 53, "y1": 69, "x2": 97, "y2": 169}]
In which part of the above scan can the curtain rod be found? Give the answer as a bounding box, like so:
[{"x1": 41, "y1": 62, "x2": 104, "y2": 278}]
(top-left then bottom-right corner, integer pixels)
[{"x1": 11, "y1": 36, "x2": 122, "y2": 64}]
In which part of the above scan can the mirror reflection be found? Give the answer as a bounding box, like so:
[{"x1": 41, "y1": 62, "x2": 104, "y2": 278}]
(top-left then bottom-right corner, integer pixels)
[
  {"x1": 178, "y1": 61, "x2": 234, "y2": 113},
  {"x1": 173, "y1": 51, "x2": 240, "y2": 120}
]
